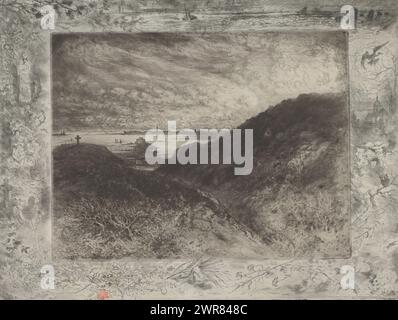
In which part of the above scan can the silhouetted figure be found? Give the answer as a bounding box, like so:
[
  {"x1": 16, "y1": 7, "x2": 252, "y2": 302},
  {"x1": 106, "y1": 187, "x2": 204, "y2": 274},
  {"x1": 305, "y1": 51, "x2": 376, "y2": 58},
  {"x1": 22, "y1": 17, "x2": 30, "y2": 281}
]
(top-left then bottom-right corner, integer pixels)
[
  {"x1": 75, "y1": 135, "x2": 81, "y2": 145},
  {"x1": 0, "y1": 178, "x2": 10, "y2": 212},
  {"x1": 373, "y1": 96, "x2": 382, "y2": 113},
  {"x1": 118, "y1": 0, "x2": 125, "y2": 13},
  {"x1": 298, "y1": 7, "x2": 307, "y2": 15},
  {"x1": 183, "y1": 5, "x2": 197, "y2": 20},
  {"x1": 375, "y1": 11, "x2": 382, "y2": 21},
  {"x1": 367, "y1": 9, "x2": 375, "y2": 21}
]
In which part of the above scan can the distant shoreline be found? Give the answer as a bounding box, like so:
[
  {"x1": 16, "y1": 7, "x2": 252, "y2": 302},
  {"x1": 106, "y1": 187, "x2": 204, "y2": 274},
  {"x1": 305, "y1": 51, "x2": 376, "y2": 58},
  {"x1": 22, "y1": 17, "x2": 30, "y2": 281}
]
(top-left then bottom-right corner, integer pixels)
[
  {"x1": 52, "y1": 130, "x2": 205, "y2": 136},
  {"x1": 52, "y1": 131, "x2": 146, "y2": 136}
]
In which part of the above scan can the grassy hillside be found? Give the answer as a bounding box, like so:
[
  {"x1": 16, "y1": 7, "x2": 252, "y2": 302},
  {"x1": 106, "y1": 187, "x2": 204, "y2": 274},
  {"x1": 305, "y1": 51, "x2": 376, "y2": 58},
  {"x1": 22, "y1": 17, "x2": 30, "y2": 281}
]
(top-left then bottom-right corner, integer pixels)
[
  {"x1": 159, "y1": 93, "x2": 350, "y2": 257},
  {"x1": 53, "y1": 144, "x2": 269, "y2": 259}
]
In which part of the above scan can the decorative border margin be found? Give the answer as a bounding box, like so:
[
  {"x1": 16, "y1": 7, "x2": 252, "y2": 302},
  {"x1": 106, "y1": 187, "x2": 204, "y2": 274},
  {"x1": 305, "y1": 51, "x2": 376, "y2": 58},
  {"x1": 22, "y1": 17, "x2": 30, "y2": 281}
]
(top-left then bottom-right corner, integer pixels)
[{"x1": 0, "y1": 0, "x2": 397, "y2": 299}]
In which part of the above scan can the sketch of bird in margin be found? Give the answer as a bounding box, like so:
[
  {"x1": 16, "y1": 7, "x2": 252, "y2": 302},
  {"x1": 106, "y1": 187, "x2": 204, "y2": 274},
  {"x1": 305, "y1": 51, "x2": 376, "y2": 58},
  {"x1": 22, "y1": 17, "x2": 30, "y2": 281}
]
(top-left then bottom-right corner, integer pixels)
[{"x1": 361, "y1": 41, "x2": 389, "y2": 69}]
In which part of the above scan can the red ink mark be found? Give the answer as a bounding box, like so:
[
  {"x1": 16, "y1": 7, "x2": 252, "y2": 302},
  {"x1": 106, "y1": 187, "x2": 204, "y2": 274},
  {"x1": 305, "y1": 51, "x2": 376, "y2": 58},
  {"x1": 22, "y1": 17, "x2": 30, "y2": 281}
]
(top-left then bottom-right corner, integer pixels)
[{"x1": 97, "y1": 289, "x2": 109, "y2": 300}]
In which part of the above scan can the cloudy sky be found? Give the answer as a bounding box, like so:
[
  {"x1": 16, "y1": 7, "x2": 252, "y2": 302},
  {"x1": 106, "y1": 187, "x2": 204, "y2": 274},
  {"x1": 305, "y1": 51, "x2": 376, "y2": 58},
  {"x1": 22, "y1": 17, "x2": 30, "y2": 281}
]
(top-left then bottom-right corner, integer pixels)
[{"x1": 52, "y1": 32, "x2": 347, "y2": 131}]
